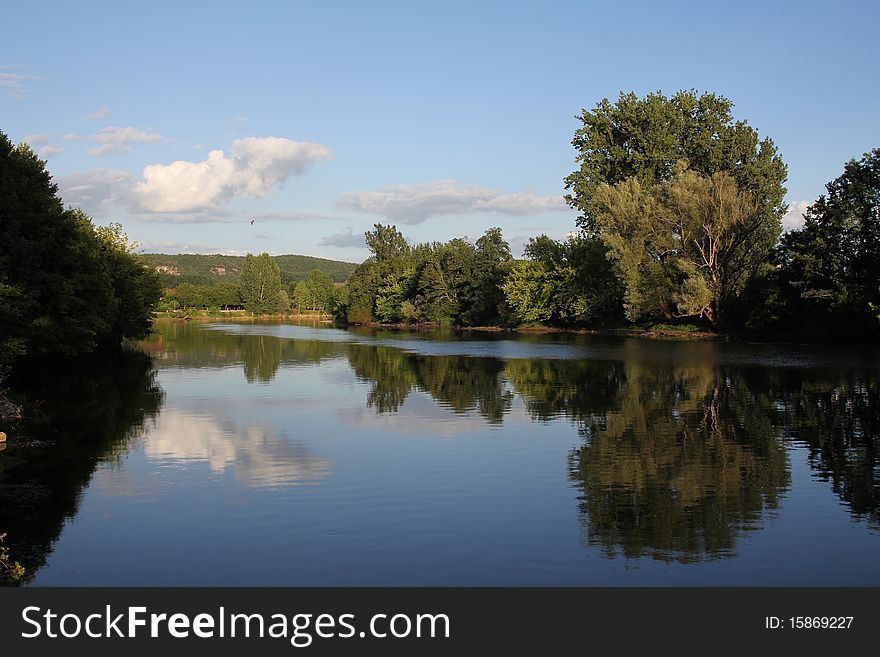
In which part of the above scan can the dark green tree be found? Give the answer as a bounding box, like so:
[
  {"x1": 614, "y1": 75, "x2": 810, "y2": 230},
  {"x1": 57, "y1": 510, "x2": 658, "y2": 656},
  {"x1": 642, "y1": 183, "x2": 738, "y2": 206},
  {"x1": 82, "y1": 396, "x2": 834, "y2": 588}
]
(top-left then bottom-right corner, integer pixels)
[
  {"x1": 0, "y1": 132, "x2": 159, "y2": 369},
  {"x1": 238, "y1": 253, "x2": 282, "y2": 314},
  {"x1": 460, "y1": 227, "x2": 512, "y2": 326},
  {"x1": 91, "y1": 221, "x2": 162, "y2": 342},
  {"x1": 564, "y1": 90, "x2": 787, "y2": 237},
  {"x1": 778, "y1": 148, "x2": 880, "y2": 335}
]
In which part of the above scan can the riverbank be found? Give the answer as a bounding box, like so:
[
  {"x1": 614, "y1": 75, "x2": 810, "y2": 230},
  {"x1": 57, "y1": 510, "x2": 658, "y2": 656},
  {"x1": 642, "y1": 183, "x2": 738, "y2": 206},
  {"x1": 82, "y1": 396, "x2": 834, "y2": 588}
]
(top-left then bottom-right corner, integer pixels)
[
  {"x1": 354, "y1": 321, "x2": 725, "y2": 341},
  {"x1": 153, "y1": 310, "x2": 334, "y2": 321}
]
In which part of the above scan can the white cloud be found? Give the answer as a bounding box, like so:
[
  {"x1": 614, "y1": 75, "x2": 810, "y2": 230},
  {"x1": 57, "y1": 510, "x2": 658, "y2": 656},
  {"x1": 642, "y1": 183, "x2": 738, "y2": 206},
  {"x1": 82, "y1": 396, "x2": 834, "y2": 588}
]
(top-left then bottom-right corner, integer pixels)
[
  {"x1": 83, "y1": 107, "x2": 110, "y2": 120},
  {"x1": 132, "y1": 137, "x2": 331, "y2": 212},
  {"x1": 319, "y1": 227, "x2": 366, "y2": 248},
  {"x1": 88, "y1": 126, "x2": 164, "y2": 156},
  {"x1": 338, "y1": 180, "x2": 568, "y2": 224},
  {"x1": 782, "y1": 200, "x2": 811, "y2": 232},
  {"x1": 58, "y1": 168, "x2": 134, "y2": 214}
]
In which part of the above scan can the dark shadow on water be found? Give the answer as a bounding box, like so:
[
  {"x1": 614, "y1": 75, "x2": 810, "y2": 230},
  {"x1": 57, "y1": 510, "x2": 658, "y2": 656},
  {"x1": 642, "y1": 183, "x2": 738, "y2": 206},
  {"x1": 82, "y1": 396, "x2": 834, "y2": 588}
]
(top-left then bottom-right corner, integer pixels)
[{"x1": 0, "y1": 349, "x2": 163, "y2": 584}]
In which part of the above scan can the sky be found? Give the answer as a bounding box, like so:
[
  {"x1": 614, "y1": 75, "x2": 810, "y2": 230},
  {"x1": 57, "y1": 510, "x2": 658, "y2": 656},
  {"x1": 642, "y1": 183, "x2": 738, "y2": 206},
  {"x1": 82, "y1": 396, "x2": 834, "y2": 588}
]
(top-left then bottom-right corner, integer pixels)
[{"x1": 2, "y1": 0, "x2": 878, "y2": 262}]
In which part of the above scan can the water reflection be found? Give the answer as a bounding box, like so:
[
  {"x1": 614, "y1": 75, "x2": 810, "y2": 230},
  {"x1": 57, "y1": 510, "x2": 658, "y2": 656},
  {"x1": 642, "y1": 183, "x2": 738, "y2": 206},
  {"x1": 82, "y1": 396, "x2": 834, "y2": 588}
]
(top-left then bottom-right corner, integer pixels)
[
  {"x1": 144, "y1": 411, "x2": 331, "y2": 487},
  {"x1": 779, "y1": 370, "x2": 879, "y2": 529},
  {"x1": 566, "y1": 365, "x2": 789, "y2": 562},
  {"x1": 143, "y1": 321, "x2": 880, "y2": 561},
  {"x1": 0, "y1": 350, "x2": 163, "y2": 582},
  {"x1": 348, "y1": 345, "x2": 512, "y2": 422}
]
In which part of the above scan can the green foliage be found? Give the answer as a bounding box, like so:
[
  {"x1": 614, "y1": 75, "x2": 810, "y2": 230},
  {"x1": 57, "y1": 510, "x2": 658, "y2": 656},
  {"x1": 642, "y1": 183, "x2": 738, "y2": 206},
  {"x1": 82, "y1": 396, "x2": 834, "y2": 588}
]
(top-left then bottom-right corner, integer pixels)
[
  {"x1": 91, "y1": 221, "x2": 162, "y2": 341},
  {"x1": 339, "y1": 225, "x2": 513, "y2": 326},
  {"x1": 591, "y1": 167, "x2": 777, "y2": 329},
  {"x1": 162, "y1": 283, "x2": 241, "y2": 309},
  {"x1": 778, "y1": 148, "x2": 880, "y2": 336},
  {"x1": 290, "y1": 269, "x2": 335, "y2": 313},
  {"x1": 503, "y1": 260, "x2": 555, "y2": 324},
  {"x1": 277, "y1": 289, "x2": 290, "y2": 313},
  {"x1": 0, "y1": 131, "x2": 160, "y2": 368},
  {"x1": 375, "y1": 268, "x2": 416, "y2": 322},
  {"x1": 564, "y1": 90, "x2": 787, "y2": 234},
  {"x1": 461, "y1": 227, "x2": 512, "y2": 326},
  {"x1": 365, "y1": 223, "x2": 410, "y2": 263},
  {"x1": 503, "y1": 234, "x2": 624, "y2": 327},
  {"x1": 290, "y1": 270, "x2": 335, "y2": 314},
  {"x1": 238, "y1": 253, "x2": 282, "y2": 314}
]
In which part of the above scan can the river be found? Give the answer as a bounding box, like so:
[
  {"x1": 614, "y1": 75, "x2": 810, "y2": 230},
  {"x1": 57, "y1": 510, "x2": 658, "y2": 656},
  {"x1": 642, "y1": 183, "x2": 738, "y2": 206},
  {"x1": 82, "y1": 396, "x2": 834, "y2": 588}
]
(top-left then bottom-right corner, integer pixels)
[{"x1": 1, "y1": 319, "x2": 878, "y2": 585}]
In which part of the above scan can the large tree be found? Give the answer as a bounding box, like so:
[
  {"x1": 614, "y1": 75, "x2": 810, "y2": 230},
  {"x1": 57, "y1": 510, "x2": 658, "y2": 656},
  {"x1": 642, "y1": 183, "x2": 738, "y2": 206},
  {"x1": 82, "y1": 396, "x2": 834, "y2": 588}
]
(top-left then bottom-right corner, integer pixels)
[
  {"x1": 238, "y1": 253, "x2": 282, "y2": 314},
  {"x1": 779, "y1": 148, "x2": 880, "y2": 335},
  {"x1": 592, "y1": 166, "x2": 772, "y2": 329},
  {"x1": 564, "y1": 90, "x2": 787, "y2": 235}
]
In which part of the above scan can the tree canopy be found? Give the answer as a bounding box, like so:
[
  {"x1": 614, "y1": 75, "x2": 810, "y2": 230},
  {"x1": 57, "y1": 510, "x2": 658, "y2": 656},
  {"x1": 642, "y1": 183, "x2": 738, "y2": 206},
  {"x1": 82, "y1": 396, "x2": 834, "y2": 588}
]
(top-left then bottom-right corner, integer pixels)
[
  {"x1": 238, "y1": 253, "x2": 282, "y2": 315},
  {"x1": 592, "y1": 166, "x2": 774, "y2": 329},
  {"x1": 564, "y1": 90, "x2": 788, "y2": 235},
  {"x1": 778, "y1": 148, "x2": 880, "y2": 335}
]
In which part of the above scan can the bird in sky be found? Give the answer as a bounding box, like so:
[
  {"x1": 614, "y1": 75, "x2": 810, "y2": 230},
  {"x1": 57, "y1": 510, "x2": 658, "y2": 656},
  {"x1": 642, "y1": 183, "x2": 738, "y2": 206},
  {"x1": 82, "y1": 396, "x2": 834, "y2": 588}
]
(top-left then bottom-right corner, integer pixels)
[{"x1": 250, "y1": 219, "x2": 255, "y2": 225}]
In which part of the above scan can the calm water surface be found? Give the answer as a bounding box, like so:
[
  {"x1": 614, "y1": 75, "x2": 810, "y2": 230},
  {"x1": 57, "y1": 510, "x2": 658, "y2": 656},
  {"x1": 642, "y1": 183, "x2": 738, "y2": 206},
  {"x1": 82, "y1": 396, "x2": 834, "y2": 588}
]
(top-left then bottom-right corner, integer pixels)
[{"x1": 2, "y1": 320, "x2": 878, "y2": 585}]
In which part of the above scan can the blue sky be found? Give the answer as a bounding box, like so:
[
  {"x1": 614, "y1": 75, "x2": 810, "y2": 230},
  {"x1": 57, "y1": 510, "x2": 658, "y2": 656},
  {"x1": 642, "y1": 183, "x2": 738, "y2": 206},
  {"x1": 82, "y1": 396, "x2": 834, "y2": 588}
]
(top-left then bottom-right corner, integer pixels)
[{"x1": 3, "y1": 0, "x2": 878, "y2": 262}]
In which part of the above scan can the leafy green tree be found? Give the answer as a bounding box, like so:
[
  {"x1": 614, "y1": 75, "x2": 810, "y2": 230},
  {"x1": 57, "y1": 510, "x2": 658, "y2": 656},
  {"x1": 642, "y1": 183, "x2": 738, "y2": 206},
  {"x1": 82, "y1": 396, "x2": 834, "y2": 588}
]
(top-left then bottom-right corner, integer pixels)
[
  {"x1": 460, "y1": 228, "x2": 512, "y2": 326},
  {"x1": 365, "y1": 223, "x2": 409, "y2": 263},
  {"x1": 0, "y1": 132, "x2": 159, "y2": 368},
  {"x1": 168, "y1": 283, "x2": 206, "y2": 308},
  {"x1": 292, "y1": 280, "x2": 312, "y2": 312},
  {"x1": 564, "y1": 90, "x2": 787, "y2": 235},
  {"x1": 375, "y1": 267, "x2": 416, "y2": 322},
  {"x1": 415, "y1": 238, "x2": 475, "y2": 324},
  {"x1": 778, "y1": 148, "x2": 880, "y2": 335},
  {"x1": 305, "y1": 269, "x2": 335, "y2": 312},
  {"x1": 502, "y1": 260, "x2": 556, "y2": 324},
  {"x1": 503, "y1": 234, "x2": 624, "y2": 326},
  {"x1": 592, "y1": 167, "x2": 774, "y2": 329},
  {"x1": 238, "y1": 253, "x2": 281, "y2": 314},
  {"x1": 91, "y1": 221, "x2": 162, "y2": 341},
  {"x1": 277, "y1": 289, "x2": 290, "y2": 314}
]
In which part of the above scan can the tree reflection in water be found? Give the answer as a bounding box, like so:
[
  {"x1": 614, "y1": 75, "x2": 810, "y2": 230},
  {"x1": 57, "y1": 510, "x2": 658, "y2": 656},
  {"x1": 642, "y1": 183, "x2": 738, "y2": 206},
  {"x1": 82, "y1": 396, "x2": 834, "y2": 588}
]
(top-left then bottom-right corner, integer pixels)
[
  {"x1": 140, "y1": 322, "x2": 880, "y2": 561},
  {"x1": 0, "y1": 350, "x2": 163, "y2": 582},
  {"x1": 344, "y1": 337, "x2": 879, "y2": 560}
]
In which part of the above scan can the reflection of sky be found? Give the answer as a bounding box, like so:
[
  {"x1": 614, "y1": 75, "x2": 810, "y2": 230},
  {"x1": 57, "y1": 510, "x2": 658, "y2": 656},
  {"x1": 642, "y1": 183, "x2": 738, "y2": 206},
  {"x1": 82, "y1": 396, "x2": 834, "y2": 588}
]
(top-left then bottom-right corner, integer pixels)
[{"x1": 143, "y1": 411, "x2": 332, "y2": 488}]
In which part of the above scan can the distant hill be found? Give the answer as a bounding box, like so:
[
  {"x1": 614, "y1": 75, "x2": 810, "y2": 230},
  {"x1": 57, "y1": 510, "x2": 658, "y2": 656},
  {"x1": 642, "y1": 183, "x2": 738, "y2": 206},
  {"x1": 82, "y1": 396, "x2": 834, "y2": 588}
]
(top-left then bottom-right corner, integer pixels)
[{"x1": 138, "y1": 253, "x2": 357, "y2": 287}]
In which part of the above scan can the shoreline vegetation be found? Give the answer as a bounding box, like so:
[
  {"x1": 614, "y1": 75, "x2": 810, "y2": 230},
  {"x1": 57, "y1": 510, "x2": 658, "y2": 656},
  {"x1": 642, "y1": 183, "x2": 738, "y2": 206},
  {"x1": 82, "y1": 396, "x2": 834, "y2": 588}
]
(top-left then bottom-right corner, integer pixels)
[{"x1": 2, "y1": 89, "x2": 879, "y2": 380}]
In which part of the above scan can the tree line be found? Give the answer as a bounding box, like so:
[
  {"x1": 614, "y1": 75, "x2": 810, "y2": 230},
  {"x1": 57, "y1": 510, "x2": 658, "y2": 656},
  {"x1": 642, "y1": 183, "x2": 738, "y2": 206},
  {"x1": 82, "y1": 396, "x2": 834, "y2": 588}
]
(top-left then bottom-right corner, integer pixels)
[
  {"x1": 336, "y1": 91, "x2": 879, "y2": 338},
  {"x1": 159, "y1": 261, "x2": 338, "y2": 315}
]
